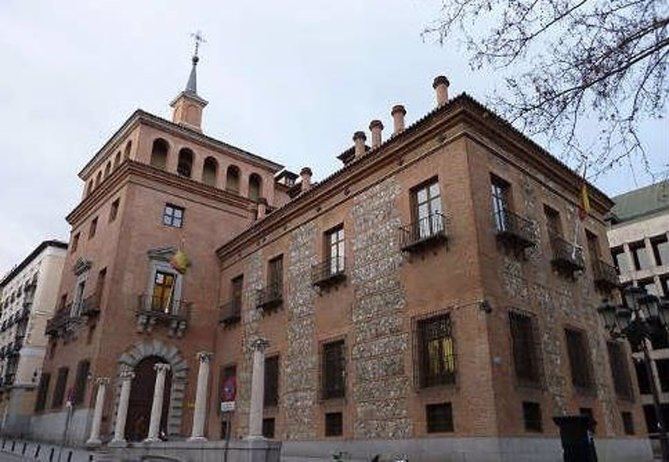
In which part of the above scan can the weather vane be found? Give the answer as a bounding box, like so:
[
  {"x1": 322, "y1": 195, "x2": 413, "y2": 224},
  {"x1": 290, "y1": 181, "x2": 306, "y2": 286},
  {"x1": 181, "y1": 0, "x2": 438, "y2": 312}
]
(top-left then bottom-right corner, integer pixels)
[{"x1": 190, "y1": 30, "x2": 206, "y2": 58}]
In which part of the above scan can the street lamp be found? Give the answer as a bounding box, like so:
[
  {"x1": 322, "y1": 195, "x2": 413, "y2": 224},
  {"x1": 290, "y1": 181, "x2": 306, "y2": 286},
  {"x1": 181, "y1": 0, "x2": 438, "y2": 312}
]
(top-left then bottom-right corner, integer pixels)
[{"x1": 598, "y1": 287, "x2": 669, "y2": 462}]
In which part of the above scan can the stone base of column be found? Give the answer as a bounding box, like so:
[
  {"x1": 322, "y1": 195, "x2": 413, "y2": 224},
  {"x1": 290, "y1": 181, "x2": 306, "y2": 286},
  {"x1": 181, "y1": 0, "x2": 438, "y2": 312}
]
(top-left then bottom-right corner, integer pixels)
[
  {"x1": 143, "y1": 437, "x2": 162, "y2": 443},
  {"x1": 108, "y1": 438, "x2": 128, "y2": 447},
  {"x1": 243, "y1": 435, "x2": 267, "y2": 441},
  {"x1": 186, "y1": 435, "x2": 208, "y2": 442},
  {"x1": 85, "y1": 438, "x2": 102, "y2": 447}
]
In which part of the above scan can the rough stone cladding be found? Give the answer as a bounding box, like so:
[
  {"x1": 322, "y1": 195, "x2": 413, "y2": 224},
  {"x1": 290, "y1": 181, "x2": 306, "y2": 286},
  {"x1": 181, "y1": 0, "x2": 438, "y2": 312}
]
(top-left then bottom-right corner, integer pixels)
[{"x1": 350, "y1": 178, "x2": 412, "y2": 439}]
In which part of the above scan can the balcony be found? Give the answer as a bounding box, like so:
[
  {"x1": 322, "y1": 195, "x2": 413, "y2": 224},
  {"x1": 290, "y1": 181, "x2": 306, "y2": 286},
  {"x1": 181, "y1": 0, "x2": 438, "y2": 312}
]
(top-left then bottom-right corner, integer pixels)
[
  {"x1": 311, "y1": 257, "x2": 346, "y2": 288},
  {"x1": 45, "y1": 308, "x2": 72, "y2": 337},
  {"x1": 399, "y1": 213, "x2": 448, "y2": 252},
  {"x1": 135, "y1": 294, "x2": 191, "y2": 337},
  {"x1": 219, "y1": 298, "x2": 242, "y2": 326},
  {"x1": 493, "y1": 208, "x2": 535, "y2": 250},
  {"x1": 550, "y1": 234, "x2": 585, "y2": 275},
  {"x1": 592, "y1": 259, "x2": 619, "y2": 291},
  {"x1": 256, "y1": 283, "x2": 283, "y2": 312}
]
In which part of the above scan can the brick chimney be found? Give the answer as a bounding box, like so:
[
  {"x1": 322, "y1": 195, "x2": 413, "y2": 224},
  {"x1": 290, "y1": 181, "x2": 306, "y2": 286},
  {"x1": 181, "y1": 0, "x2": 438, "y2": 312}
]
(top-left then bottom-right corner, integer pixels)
[
  {"x1": 391, "y1": 105, "x2": 406, "y2": 135},
  {"x1": 369, "y1": 120, "x2": 384, "y2": 148},
  {"x1": 433, "y1": 75, "x2": 450, "y2": 106},
  {"x1": 300, "y1": 167, "x2": 312, "y2": 192},
  {"x1": 353, "y1": 131, "x2": 367, "y2": 158}
]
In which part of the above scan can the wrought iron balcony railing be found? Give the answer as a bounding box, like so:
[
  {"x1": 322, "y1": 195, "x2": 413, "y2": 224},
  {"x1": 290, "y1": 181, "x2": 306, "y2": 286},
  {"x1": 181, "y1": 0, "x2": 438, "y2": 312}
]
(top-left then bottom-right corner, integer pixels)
[
  {"x1": 399, "y1": 213, "x2": 448, "y2": 252},
  {"x1": 219, "y1": 298, "x2": 242, "y2": 326},
  {"x1": 136, "y1": 294, "x2": 190, "y2": 319},
  {"x1": 45, "y1": 307, "x2": 72, "y2": 337},
  {"x1": 79, "y1": 295, "x2": 101, "y2": 317},
  {"x1": 549, "y1": 233, "x2": 585, "y2": 273},
  {"x1": 256, "y1": 282, "x2": 283, "y2": 311},
  {"x1": 592, "y1": 259, "x2": 619, "y2": 291},
  {"x1": 493, "y1": 208, "x2": 535, "y2": 249},
  {"x1": 311, "y1": 257, "x2": 346, "y2": 288}
]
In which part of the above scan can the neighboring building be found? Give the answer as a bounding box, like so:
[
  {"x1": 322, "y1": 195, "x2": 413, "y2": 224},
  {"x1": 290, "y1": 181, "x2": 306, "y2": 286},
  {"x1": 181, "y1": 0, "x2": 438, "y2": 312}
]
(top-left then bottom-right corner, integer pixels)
[
  {"x1": 607, "y1": 180, "x2": 669, "y2": 439},
  {"x1": 29, "y1": 49, "x2": 652, "y2": 461},
  {"x1": 0, "y1": 240, "x2": 67, "y2": 436}
]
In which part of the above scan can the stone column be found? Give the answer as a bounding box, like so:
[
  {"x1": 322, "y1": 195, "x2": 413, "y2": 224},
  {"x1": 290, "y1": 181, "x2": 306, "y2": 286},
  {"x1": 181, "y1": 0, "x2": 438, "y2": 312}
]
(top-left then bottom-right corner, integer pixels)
[
  {"x1": 86, "y1": 377, "x2": 110, "y2": 447},
  {"x1": 188, "y1": 351, "x2": 213, "y2": 441},
  {"x1": 247, "y1": 338, "x2": 269, "y2": 439},
  {"x1": 109, "y1": 366, "x2": 135, "y2": 447},
  {"x1": 145, "y1": 363, "x2": 171, "y2": 442}
]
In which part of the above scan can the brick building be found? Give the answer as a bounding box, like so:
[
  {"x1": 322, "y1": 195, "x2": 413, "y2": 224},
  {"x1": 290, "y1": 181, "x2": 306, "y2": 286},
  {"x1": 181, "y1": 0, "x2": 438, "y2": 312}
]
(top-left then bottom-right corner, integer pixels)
[{"x1": 28, "y1": 51, "x2": 652, "y2": 461}]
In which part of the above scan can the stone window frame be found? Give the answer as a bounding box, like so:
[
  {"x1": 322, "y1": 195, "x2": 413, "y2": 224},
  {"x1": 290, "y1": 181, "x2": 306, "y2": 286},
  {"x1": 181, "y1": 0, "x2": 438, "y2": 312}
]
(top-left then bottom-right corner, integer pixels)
[
  {"x1": 71, "y1": 259, "x2": 91, "y2": 317},
  {"x1": 145, "y1": 247, "x2": 184, "y2": 307}
]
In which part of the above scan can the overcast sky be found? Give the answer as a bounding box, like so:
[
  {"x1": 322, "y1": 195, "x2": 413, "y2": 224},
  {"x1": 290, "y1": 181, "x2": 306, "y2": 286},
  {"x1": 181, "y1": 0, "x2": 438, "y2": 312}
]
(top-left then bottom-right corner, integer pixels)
[{"x1": 1, "y1": 0, "x2": 667, "y2": 274}]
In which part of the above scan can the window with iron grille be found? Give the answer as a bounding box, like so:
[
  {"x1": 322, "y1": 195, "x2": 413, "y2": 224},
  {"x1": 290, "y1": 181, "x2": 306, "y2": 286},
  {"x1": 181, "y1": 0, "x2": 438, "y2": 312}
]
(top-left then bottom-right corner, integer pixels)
[
  {"x1": 72, "y1": 360, "x2": 90, "y2": 406},
  {"x1": 34, "y1": 373, "x2": 50, "y2": 412},
  {"x1": 268, "y1": 255, "x2": 283, "y2": 289},
  {"x1": 522, "y1": 401, "x2": 543, "y2": 432},
  {"x1": 325, "y1": 412, "x2": 343, "y2": 437},
  {"x1": 607, "y1": 341, "x2": 634, "y2": 400},
  {"x1": 322, "y1": 340, "x2": 346, "y2": 399},
  {"x1": 412, "y1": 178, "x2": 443, "y2": 240},
  {"x1": 52, "y1": 367, "x2": 69, "y2": 409},
  {"x1": 163, "y1": 204, "x2": 184, "y2": 228},
  {"x1": 262, "y1": 418, "x2": 275, "y2": 438},
  {"x1": 264, "y1": 356, "x2": 279, "y2": 407},
  {"x1": 565, "y1": 328, "x2": 594, "y2": 390},
  {"x1": 231, "y1": 275, "x2": 243, "y2": 307},
  {"x1": 416, "y1": 314, "x2": 456, "y2": 388},
  {"x1": 426, "y1": 402, "x2": 454, "y2": 433},
  {"x1": 325, "y1": 226, "x2": 345, "y2": 275},
  {"x1": 621, "y1": 411, "x2": 635, "y2": 435},
  {"x1": 509, "y1": 311, "x2": 542, "y2": 386}
]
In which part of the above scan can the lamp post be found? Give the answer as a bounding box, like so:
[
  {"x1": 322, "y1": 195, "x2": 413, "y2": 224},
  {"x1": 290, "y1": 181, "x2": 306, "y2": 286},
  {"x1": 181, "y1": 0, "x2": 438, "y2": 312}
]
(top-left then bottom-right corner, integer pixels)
[{"x1": 598, "y1": 289, "x2": 669, "y2": 462}]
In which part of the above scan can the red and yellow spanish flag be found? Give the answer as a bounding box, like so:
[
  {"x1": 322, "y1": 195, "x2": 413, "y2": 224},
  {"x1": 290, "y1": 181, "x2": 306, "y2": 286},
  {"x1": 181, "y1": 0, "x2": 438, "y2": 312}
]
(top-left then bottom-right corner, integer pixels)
[
  {"x1": 578, "y1": 182, "x2": 591, "y2": 221},
  {"x1": 170, "y1": 249, "x2": 191, "y2": 274}
]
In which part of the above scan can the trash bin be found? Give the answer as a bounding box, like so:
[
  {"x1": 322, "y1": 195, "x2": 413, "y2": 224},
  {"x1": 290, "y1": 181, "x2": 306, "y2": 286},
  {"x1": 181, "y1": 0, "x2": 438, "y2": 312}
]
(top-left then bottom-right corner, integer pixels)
[{"x1": 553, "y1": 415, "x2": 598, "y2": 462}]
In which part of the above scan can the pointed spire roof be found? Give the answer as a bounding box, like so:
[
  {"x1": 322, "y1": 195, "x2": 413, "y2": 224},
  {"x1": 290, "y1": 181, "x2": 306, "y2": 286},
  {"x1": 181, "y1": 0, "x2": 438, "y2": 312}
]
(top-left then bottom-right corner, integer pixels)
[{"x1": 185, "y1": 55, "x2": 199, "y2": 95}]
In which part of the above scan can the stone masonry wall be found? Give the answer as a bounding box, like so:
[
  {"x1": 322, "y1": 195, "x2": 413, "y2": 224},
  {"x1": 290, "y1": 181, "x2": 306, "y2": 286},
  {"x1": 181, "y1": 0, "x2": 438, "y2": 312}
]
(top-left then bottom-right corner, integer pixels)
[
  {"x1": 283, "y1": 222, "x2": 318, "y2": 440},
  {"x1": 350, "y1": 178, "x2": 412, "y2": 439}
]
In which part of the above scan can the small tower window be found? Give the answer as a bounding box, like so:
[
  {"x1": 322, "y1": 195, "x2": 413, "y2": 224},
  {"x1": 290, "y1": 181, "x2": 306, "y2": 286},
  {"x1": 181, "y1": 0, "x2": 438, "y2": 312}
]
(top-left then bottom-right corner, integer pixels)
[
  {"x1": 124, "y1": 140, "x2": 132, "y2": 159},
  {"x1": 249, "y1": 173, "x2": 262, "y2": 201},
  {"x1": 177, "y1": 148, "x2": 194, "y2": 178},
  {"x1": 202, "y1": 156, "x2": 218, "y2": 186},
  {"x1": 150, "y1": 138, "x2": 169, "y2": 170},
  {"x1": 226, "y1": 165, "x2": 240, "y2": 194}
]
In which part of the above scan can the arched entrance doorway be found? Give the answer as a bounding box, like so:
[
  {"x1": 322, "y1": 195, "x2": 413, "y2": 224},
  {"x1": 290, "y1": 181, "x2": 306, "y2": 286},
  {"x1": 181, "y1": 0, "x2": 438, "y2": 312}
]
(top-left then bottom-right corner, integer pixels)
[{"x1": 125, "y1": 356, "x2": 172, "y2": 441}]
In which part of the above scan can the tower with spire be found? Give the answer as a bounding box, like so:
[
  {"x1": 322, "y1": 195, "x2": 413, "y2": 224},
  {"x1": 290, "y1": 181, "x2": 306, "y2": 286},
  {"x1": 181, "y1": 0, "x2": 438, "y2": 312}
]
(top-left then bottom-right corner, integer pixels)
[{"x1": 170, "y1": 32, "x2": 208, "y2": 131}]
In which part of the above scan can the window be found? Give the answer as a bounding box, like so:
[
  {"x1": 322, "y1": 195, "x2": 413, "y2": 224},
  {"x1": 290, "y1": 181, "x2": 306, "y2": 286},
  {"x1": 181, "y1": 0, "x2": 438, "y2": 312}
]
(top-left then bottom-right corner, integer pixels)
[
  {"x1": 264, "y1": 356, "x2": 279, "y2": 407},
  {"x1": 579, "y1": 407, "x2": 595, "y2": 432},
  {"x1": 231, "y1": 275, "x2": 243, "y2": 307},
  {"x1": 630, "y1": 241, "x2": 651, "y2": 270},
  {"x1": 151, "y1": 271, "x2": 176, "y2": 313},
  {"x1": 52, "y1": 367, "x2": 69, "y2": 408},
  {"x1": 71, "y1": 233, "x2": 80, "y2": 253},
  {"x1": 150, "y1": 138, "x2": 169, "y2": 170},
  {"x1": 622, "y1": 412, "x2": 635, "y2": 435},
  {"x1": 522, "y1": 402, "x2": 543, "y2": 432},
  {"x1": 202, "y1": 157, "x2": 218, "y2": 187},
  {"x1": 651, "y1": 235, "x2": 669, "y2": 266},
  {"x1": 262, "y1": 418, "x2": 275, "y2": 438},
  {"x1": 109, "y1": 198, "x2": 120, "y2": 222},
  {"x1": 586, "y1": 230, "x2": 601, "y2": 264},
  {"x1": 104, "y1": 162, "x2": 111, "y2": 178},
  {"x1": 72, "y1": 280, "x2": 86, "y2": 316},
  {"x1": 544, "y1": 205, "x2": 562, "y2": 237},
  {"x1": 491, "y1": 175, "x2": 512, "y2": 232},
  {"x1": 226, "y1": 165, "x2": 240, "y2": 194},
  {"x1": 607, "y1": 341, "x2": 634, "y2": 400},
  {"x1": 639, "y1": 278, "x2": 658, "y2": 296},
  {"x1": 661, "y1": 275, "x2": 669, "y2": 296},
  {"x1": 95, "y1": 268, "x2": 107, "y2": 308},
  {"x1": 322, "y1": 340, "x2": 346, "y2": 399},
  {"x1": 249, "y1": 173, "x2": 263, "y2": 201},
  {"x1": 565, "y1": 328, "x2": 594, "y2": 390},
  {"x1": 611, "y1": 246, "x2": 629, "y2": 273},
  {"x1": 268, "y1": 255, "x2": 283, "y2": 291},
  {"x1": 325, "y1": 226, "x2": 345, "y2": 275},
  {"x1": 163, "y1": 204, "x2": 184, "y2": 228},
  {"x1": 635, "y1": 361, "x2": 651, "y2": 395},
  {"x1": 325, "y1": 412, "x2": 343, "y2": 437},
  {"x1": 426, "y1": 402, "x2": 454, "y2": 433},
  {"x1": 88, "y1": 217, "x2": 98, "y2": 239},
  {"x1": 411, "y1": 178, "x2": 443, "y2": 240},
  {"x1": 509, "y1": 311, "x2": 542, "y2": 385},
  {"x1": 35, "y1": 373, "x2": 50, "y2": 412},
  {"x1": 73, "y1": 360, "x2": 90, "y2": 406},
  {"x1": 417, "y1": 314, "x2": 456, "y2": 388},
  {"x1": 177, "y1": 148, "x2": 194, "y2": 177}
]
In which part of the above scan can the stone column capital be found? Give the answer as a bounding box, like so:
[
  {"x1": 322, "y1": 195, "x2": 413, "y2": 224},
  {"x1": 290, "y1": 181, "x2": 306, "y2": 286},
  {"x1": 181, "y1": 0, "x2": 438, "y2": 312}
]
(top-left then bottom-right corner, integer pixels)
[
  {"x1": 197, "y1": 351, "x2": 214, "y2": 363},
  {"x1": 119, "y1": 367, "x2": 135, "y2": 381},
  {"x1": 250, "y1": 337, "x2": 269, "y2": 352},
  {"x1": 154, "y1": 363, "x2": 171, "y2": 373},
  {"x1": 95, "y1": 377, "x2": 110, "y2": 386}
]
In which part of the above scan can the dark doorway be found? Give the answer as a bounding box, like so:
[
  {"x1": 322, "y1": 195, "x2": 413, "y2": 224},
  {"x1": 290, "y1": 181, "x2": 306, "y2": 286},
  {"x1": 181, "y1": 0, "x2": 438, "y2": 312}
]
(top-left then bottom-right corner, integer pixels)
[{"x1": 125, "y1": 356, "x2": 172, "y2": 441}]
